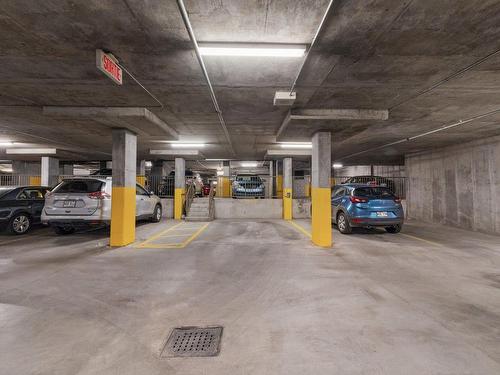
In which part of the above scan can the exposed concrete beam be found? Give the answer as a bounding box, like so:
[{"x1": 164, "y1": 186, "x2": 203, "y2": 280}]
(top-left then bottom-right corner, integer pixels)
[
  {"x1": 42, "y1": 106, "x2": 179, "y2": 139},
  {"x1": 276, "y1": 111, "x2": 292, "y2": 140},
  {"x1": 276, "y1": 108, "x2": 389, "y2": 140},
  {"x1": 291, "y1": 108, "x2": 389, "y2": 120}
]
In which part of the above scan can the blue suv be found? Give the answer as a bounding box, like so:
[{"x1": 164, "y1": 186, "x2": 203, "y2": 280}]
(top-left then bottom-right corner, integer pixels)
[{"x1": 331, "y1": 184, "x2": 404, "y2": 234}]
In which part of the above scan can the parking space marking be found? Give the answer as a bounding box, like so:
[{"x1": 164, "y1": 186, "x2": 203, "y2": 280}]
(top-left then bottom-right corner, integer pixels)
[
  {"x1": 401, "y1": 233, "x2": 443, "y2": 247},
  {"x1": 135, "y1": 222, "x2": 210, "y2": 249},
  {"x1": 288, "y1": 220, "x2": 312, "y2": 238}
]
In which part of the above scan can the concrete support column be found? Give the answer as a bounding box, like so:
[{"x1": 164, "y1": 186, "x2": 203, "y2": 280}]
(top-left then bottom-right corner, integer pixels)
[
  {"x1": 41, "y1": 157, "x2": 59, "y2": 187},
  {"x1": 174, "y1": 158, "x2": 185, "y2": 220},
  {"x1": 269, "y1": 161, "x2": 274, "y2": 198},
  {"x1": 61, "y1": 163, "x2": 74, "y2": 176},
  {"x1": 110, "y1": 129, "x2": 137, "y2": 247},
  {"x1": 311, "y1": 132, "x2": 332, "y2": 247},
  {"x1": 283, "y1": 157, "x2": 293, "y2": 220},
  {"x1": 137, "y1": 160, "x2": 146, "y2": 186},
  {"x1": 276, "y1": 160, "x2": 283, "y2": 198}
]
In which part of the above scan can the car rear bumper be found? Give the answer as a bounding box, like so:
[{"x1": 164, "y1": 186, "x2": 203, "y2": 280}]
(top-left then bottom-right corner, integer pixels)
[
  {"x1": 44, "y1": 219, "x2": 110, "y2": 228},
  {"x1": 349, "y1": 217, "x2": 403, "y2": 227},
  {"x1": 232, "y1": 191, "x2": 265, "y2": 198}
]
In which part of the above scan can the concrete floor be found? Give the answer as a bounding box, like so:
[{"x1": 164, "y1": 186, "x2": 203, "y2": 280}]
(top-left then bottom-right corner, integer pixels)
[{"x1": 1, "y1": 219, "x2": 499, "y2": 375}]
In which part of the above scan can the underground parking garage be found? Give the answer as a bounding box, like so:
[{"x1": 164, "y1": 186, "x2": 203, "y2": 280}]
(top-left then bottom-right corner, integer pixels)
[{"x1": 1, "y1": 1, "x2": 500, "y2": 374}]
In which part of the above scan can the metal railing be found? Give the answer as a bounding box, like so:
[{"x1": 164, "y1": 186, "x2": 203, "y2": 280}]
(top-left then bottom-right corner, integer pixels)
[
  {"x1": 208, "y1": 185, "x2": 216, "y2": 220},
  {"x1": 333, "y1": 176, "x2": 407, "y2": 198},
  {"x1": 0, "y1": 175, "x2": 39, "y2": 186},
  {"x1": 183, "y1": 182, "x2": 196, "y2": 217}
]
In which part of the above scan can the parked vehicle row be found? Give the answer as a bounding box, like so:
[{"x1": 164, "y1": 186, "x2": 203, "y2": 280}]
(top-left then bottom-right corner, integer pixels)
[{"x1": 0, "y1": 178, "x2": 162, "y2": 235}]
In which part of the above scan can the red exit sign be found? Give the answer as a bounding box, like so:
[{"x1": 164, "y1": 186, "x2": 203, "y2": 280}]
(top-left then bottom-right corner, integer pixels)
[{"x1": 96, "y1": 49, "x2": 123, "y2": 85}]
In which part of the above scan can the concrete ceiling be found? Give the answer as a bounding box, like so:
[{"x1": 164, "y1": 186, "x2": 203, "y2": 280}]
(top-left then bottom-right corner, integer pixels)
[{"x1": 0, "y1": 0, "x2": 500, "y2": 164}]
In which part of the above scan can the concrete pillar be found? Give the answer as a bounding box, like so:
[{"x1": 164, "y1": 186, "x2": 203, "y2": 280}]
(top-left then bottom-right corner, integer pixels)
[
  {"x1": 110, "y1": 129, "x2": 137, "y2": 247},
  {"x1": 61, "y1": 163, "x2": 74, "y2": 176},
  {"x1": 311, "y1": 132, "x2": 332, "y2": 247},
  {"x1": 136, "y1": 160, "x2": 146, "y2": 186},
  {"x1": 41, "y1": 157, "x2": 59, "y2": 187},
  {"x1": 283, "y1": 157, "x2": 293, "y2": 220},
  {"x1": 276, "y1": 160, "x2": 283, "y2": 198},
  {"x1": 269, "y1": 161, "x2": 274, "y2": 198},
  {"x1": 174, "y1": 158, "x2": 185, "y2": 220}
]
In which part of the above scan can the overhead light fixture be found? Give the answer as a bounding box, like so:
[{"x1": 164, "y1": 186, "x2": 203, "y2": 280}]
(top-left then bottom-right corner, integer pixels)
[
  {"x1": 199, "y1": 43, "x2": 306, "y2": 58},
  {"x1": 333, "y1": 163, "x2": 343, "y2": 169},
  {"x1": 145, "y1": 161, "x2": 153, "y2": 168},
  {"x1": 216, "y1": 170, "x2": 224, "y2": 176},
  {"x1": 170, "y1": 143, "x2": 206, "y2": 148},
  {"x1": 240, "y1": 162, "x2": 258, "y2": 168},
  {"x1": 279, "y1": 142, "x2": 312, "y2": 149},
  {"x1": 0, "y1": 140, "x2": 14, "y2": 147},
  {"x1": 7, "y1": 148, "x2": 57, "y2": 155}
]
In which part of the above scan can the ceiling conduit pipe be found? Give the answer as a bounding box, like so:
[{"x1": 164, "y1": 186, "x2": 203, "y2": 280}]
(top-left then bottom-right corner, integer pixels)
[{"x1": 176, "y1": 0, "x2": 236, "y2": 156}]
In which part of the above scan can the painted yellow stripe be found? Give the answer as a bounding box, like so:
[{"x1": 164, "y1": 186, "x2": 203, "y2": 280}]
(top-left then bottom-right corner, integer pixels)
[
  {"x1": 135, "y1": 222, "x2": 209, "y2": 249},
  {"x1": 401, "y1": 233, "x2": 443, "y2": 247},
  {"x1": 288, "y1": 220, "x2": 312, "y2": 238}
]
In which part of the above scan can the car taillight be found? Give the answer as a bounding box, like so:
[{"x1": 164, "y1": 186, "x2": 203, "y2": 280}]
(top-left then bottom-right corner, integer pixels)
[
  {"x1": 88, "y1": 191, "x2": 110, "y2": 199},
  {"x1": 394, "y1": 197, "x2": 401, "y2": 203},
  {"x1": 350, "y1": 196, "x2": 368, "y2": 203}
]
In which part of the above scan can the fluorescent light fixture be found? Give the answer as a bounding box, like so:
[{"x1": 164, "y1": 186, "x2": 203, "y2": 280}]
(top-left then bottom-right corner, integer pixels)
[
  {"x1": 199, "y1": 44, "x2": 306, "y2": 58},
  {"x1": 240, "y1": 162, "x2": 258, "y2": 168},
  {"x1": 145, "y1": 161, "x2": 153, "y2": 168},
  {"x1": 216, "y1": 170, "x2": 224, "y2": 176},
  {"x1": 170, "y1": 143, "x2": 205, "y2": 148},
  {"x1": 0, "y1": 141, "x2": 13, "y2": 147},
  {"x1": 279, "y1": 142, "x2": 312, "y2": 149},
  {"x1": 333, "y1": 163, "x2": 343, "y2": 169},
  {"x1": 7, "y1": 148, "x2": 57, "y2": 155}
]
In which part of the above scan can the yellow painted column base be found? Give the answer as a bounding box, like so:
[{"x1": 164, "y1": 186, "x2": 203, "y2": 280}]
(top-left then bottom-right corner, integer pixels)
[
  {"x1": 136, "y1": 175, "x2": 146, "y2": 186},
  {"x1": 276, "y1": 175, "x2": 283, "y2": 198},
  {"x1": 311, "y1": 187, "x2": 332, "y2": 247},
  {"x1": 29, "y1": 176, "x2": 41, "y2": 186},
  {"x1": 283, "y1": 188, "x2": 293, "y2": 220},
  {"x1": 110, "y1": 187, "x2": 136, "y2": 246},
  {"x1": 174, "y1": 188, "x2": 185, "y2": 220},
  {"x1": 221, "y1": 177, "x2": 231, "y2": 197}
]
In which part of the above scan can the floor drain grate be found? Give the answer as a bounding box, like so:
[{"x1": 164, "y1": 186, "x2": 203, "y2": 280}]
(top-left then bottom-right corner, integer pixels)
[{"x1": 161, "y1": 326, "x2": 223, "y2": 358}]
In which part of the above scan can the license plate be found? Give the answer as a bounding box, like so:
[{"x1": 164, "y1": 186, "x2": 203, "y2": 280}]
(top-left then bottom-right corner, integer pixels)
[
  {"x1": 376, "y1": 211, "x2": 388, "y2": 217},
  {"x1": 63, "y1": 200, "x2": 76, "y2": 208}
]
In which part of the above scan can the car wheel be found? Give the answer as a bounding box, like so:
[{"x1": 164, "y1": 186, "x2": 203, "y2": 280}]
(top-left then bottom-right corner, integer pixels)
[
  {"x1": 386, "y1": 224, "x2": 402, "y2": 233},
  {"x1": 53, "y1": 225, "x2": 75, "y2": 235},
  {"x1": 9, "y1": 213, "x2": 31, "y2": 235},
  {"x1": 151, "y1": 204, "x2": 162, "y2": 223},
  {"x1": 337, "y1": 212, "x2": 352, "y2": 234}
]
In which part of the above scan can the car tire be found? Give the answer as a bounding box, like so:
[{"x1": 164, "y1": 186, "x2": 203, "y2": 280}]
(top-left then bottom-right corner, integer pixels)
[
  {"x1": 151, "y1": 204, "x2": 162, "y2": 223},
  {"x1": 386, "y1": 224, "x2": 402, "y2": 233},
  {"x1": 53, "y1": 225, "x2": 75, "y2": 235},
  {"x1": 337, "y1": 212, "x2": 352, "y2": 234},
  {"x1": 8, "y1": 213, "x2": 31, "y2": 235}
]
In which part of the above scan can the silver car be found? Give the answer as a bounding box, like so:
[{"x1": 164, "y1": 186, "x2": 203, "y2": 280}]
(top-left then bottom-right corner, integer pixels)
[{"x1": 41, "y1": 177, "x2": 162, "y2": 234}]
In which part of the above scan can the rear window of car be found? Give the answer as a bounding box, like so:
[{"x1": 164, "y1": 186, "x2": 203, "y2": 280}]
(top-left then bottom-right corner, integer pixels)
[
  {"x1": 354, "y1": 187, "x2": 394, "y2": 198},
  {"x1": 53, "y1": 180, "x2": 103, "y2": 193}
]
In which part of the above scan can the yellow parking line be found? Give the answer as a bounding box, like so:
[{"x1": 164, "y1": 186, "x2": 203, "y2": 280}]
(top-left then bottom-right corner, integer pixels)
[
  {"x1": 288, "y1": 220, "x2": 312, "y2": 238},
  {"x1": 401, "y1": 233, "x2": 443, "y2": 247},
  {"x1": 135, "y1": 222, "x2": 210, "y2": 249}
]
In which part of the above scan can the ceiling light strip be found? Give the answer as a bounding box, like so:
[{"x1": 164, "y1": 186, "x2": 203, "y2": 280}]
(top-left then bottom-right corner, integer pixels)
[{"x1": 176, "y1": 0, "x2": 235, "y2": 156}]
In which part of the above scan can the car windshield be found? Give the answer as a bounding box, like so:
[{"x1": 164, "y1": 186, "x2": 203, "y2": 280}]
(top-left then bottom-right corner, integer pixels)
[
  {"x1": 53, "y1": 180, "x2": 103, "y2": 193},
  {"x1": 237, "y1": 176, "x2": 261, "y2": 182},
  {"x1": 354, "y1": 187, "x2": 394, "y2": 199}
]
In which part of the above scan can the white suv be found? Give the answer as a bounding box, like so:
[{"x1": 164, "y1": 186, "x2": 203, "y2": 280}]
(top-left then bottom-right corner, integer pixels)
[{"x1": 42, "y1": 177, "x2": 162, "y2": 234}]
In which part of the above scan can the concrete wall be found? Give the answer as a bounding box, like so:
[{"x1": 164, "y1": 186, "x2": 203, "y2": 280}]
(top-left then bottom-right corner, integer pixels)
[
  {"x1": 406, "y1": 136, "x2": 500, "y2": 234},
  {"x1": 335, "y1": 165, "x2": 405, "y2": 177},
  {"x1": 214, "y1": 198, "x2": 282, "y2": 219},
  {"x1": 293, "y1": 198, "x2": 311, "y2": 218}
]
